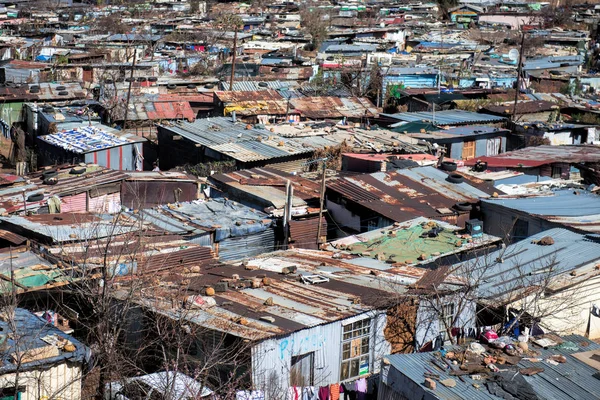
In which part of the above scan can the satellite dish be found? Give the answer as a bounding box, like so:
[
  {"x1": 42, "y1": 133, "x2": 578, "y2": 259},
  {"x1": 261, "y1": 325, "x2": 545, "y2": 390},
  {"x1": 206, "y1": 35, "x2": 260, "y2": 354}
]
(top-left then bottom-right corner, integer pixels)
[{"x1": 508, "y1": 49, "x2": 519, "y2": 61}]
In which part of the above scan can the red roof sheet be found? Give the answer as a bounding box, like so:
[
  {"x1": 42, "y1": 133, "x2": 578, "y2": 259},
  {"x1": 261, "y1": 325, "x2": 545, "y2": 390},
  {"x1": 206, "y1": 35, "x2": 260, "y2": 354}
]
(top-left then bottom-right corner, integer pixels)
[{"x1": 147, "y1": 101, "x2": 195, "y2": 121}]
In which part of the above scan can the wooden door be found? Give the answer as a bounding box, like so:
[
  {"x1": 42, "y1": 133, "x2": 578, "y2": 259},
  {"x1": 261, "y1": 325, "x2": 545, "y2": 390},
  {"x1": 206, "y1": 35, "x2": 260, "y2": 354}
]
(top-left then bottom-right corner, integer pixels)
[{"x1": 463, "y1": 140, "x2": 475, "y2": 160}]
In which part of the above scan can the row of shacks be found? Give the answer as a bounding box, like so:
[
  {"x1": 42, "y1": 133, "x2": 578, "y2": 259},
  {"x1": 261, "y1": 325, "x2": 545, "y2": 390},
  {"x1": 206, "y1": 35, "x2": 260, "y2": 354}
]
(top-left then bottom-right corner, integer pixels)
[{"x1": 2, "y1": 148, "x2": 600, "y2": 397}]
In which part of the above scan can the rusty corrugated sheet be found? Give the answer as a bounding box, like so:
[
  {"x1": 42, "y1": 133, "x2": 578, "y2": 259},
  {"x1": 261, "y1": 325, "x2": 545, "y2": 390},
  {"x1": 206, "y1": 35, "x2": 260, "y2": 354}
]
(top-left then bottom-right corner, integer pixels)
[
  {"x1": 60, "y1": 192, "x2": 87, "y2": 213},
  {"x1": 257, "y1": 66, "x2": 313, "y2": 81},
  {"x1": 215, "y1": 89, "x2": 283, "y2": 103},
  {"x1": 0, "y1": 229, "x2": 26, "y2": 245},
  {"x1": 121, "y1": 180, "x2": 199, "y2": 209},
  {"x1": 88, "y1": 192, "x2": 121, "y2": 214},
  {"x1": 290, "y1": 96, "x2": 379, "y2": 119},
  {"x1": 143, "y1": 101, "x2": 195, "y2": 121},
  {"x1": 289, "y1": 217, "x2": 327, "y2": 250}
]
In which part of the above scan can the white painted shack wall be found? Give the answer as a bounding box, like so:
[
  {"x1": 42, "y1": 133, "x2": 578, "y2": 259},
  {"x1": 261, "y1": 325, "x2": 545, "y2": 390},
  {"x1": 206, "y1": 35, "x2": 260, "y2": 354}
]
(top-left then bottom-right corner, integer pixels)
[
  {"x1": 415, "y1": 294, "x2": 476, "y2": 349},
  {"x1": 513, "y1": 274, "x2": 600, "y2": 340},
  {"x1": 0, "y1": 362, "x2": 82, "y2": 400},
  {"x1": 251, "y1": 311, "x2": 390, "y2": 399}
]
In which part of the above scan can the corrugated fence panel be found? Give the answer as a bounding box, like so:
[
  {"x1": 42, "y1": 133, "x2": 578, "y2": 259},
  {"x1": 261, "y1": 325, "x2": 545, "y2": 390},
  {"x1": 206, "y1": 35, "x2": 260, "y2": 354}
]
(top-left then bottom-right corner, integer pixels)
[
  {"x1": 289, "y1": 217, "x2": 327, "y2": 250},
  {"x1": 61, "y1": 192, "x2": 87, "y2": 213},
  {"x1": 88, "y1": 192, "x2": 121, "y2": 214},
  {"x1": 187, "y1": 231, "x2": 213, "y2": 247},
  {"x1": 218, "y1": 228, "x2": 275, "y2": 261}
]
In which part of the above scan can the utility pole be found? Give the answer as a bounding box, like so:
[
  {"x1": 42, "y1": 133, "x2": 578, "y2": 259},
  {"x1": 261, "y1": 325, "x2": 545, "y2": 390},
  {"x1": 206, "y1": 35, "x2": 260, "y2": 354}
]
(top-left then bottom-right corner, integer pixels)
[
  {"x1": 229, "y1": 29, "x2": 238, "y2": 91},
  {"x1": 316, "y1": 160, "x2": 327, "y2": 246},
  {"x1": 303, "y1": 157, "x2": 329, "y2": 246},
  {"x1": 122, "y1": 49, "x2": 137, "y2": 131},
  {"x1": 512, "y1": 31, "x2": 526, "y2": 122},
  {"x1": 283, "y1": 180, "x2": 293, "y2": 248}
]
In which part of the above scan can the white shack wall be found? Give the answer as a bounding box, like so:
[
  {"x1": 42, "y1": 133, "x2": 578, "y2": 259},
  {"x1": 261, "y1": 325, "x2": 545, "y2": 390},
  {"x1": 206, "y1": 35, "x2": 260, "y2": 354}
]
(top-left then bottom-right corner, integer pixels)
[
  {"x1": 0, "y1": 362, "x2": 82, "y2": 400},
  {"x1": 415, "y1": 295, "x2": 476, "y2": 349},
  {"x1": 251, "y1": 312, "x2": 390, "y2": 398},
  {"x1": 514, "y1": 274, "x2": 600, "y2": 340}
]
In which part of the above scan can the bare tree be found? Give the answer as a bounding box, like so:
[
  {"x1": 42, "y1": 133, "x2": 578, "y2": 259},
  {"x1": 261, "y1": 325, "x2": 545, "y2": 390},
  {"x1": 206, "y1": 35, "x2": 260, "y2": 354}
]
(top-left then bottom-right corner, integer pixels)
[{"x1": 299, "y1": 4, "x2": 330, "y2": 51}]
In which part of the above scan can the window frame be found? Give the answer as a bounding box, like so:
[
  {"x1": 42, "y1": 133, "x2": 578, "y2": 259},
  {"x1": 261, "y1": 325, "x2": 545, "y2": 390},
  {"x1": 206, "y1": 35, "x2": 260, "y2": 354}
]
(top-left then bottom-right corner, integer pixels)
[
  {"x1": 290, "y1": 351, "x2": 315, "y2": 387},
  {"x1": 340, "y1": 317, "x2": 372, "y2": 382},
  {"x1": 439, "y1": 303, "x2": 456, "y2": 341}
]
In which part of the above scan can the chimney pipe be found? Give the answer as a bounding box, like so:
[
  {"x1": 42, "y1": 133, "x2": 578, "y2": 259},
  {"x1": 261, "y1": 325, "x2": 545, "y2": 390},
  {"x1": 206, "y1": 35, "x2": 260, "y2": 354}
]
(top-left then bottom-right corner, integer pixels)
[{"x1": 232, "y1": 110, "x2": 237, "y2": 123}]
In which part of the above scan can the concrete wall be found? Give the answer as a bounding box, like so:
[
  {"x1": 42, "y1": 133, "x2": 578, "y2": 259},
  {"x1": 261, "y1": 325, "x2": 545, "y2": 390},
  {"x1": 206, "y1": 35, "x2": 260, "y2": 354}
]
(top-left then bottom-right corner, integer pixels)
[{"x1": 0, "y1": 362, "x2": 82, "y2": 400}]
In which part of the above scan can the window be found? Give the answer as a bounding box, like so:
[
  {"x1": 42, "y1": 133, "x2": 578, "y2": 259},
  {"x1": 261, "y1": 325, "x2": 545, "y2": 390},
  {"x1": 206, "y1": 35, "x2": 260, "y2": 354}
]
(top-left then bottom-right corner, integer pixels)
[
  {"x1": 439, "y1": 303, "x2": 455, "y2": 340},
  {"x1": 291, "y1": 352, "x2": 314, "y2": 387},
  {"x1": 552, "y1": 166, "x2": 562, "y2": 179},
  {"x1": 0, "y1": 388, "x2": 24, "y2": 400},
  {"x1": 511, "y1": 219, "x2": 529, "y2": 242},
  {"x1": 340, "y1": 318, "x2": 371, "y2": 381},
  {"x1": 462, "y1": 141, "x2": 476, "y2": 160}
]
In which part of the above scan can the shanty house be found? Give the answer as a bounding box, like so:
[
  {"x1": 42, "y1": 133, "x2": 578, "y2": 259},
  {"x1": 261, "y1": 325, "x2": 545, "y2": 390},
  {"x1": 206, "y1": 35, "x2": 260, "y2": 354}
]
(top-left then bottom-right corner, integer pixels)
[
  {"x1": 463, "y1": 145, "x2": 600, "y2": 182},
  {"x1": 379, "y1": 334, "x2": 600, "y2": 400},
  {"x1": 132, "y1": 219, "x2": 499, "y2": 397},
  {"x1": 452, "y1": 228, "x2": 600, "y2": 339},
  {"x1": 481, "y1": 188, "x2": 600, "y2": 240},
  {"x1": 0, "y1": 308, "x2": 89, "y2": 400},
  {"x1": 405, "y1": 126, "x2": 510, "y2": 160},
  {"x1": 209, "y1": 167, "x2": 327, "y2": 249},
  {"x1": 37, "y1": 125, "x2": 145, "y2": 171},
  {"x1": 156, "y1": 117, "x2": 314, "y2": 171},
  {"x1": 326, "y1": 166, "x2": 498, "y2": 232},
  {"x1": 0, "y1": 165, "x2": 127, "y2": 215}
]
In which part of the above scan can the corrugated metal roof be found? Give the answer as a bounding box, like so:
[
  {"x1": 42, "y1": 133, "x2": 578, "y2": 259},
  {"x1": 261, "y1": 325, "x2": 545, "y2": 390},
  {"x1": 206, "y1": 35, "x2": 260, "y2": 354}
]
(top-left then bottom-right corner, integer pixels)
[
  {"x1": 464, "y1": 144, "x2": 600, "y2": 168},
  {"x1": 385, "y1": 110, "x2": 506, "y2": 125},
  {"x1": 131, "y1": 244, "x2": 463, "y2": 340},
  {"x1": 384, "y1": 334, "x2": 600, "y2": 400},
  {"x1": 290, "y1": 96, "x2": 379, "y2": 119},
  {"x1": 220, "y1": 81, "x2": 297, "y2": 91},
  {"x1": 453, "y1": 228, "x2": 600, "y2": 299},
  {"x1": 483, "y1": 189, "x2": 600, "y2": 233},
  {"x1": 522, "y1": 54, "x2": 584, "y2": 71},
  {"x1": 0, "y1": 213, "x2": 141, "y2": 243},
  {"x1": 0, "y1": 229, "x2": 26, "y2": 244},
  {"x1": 159, "y1": 117, "x2": 314, "y2": 163},
  {"x1": 327, "y1": 166, "x2": 497, "y2": 223},
  {"x1": 483, "y1": 189, "x2": 600, "y2": 217},
  {"x1": 210, "y1": 167, "x2": 321, "y2": 211}
]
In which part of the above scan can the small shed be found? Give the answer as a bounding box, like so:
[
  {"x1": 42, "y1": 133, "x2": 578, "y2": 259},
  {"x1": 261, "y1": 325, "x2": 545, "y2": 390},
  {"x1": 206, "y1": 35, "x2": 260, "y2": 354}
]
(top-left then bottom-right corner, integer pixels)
[{"x1": 37, "y1": 125, "x2": 145, "y2": 171}]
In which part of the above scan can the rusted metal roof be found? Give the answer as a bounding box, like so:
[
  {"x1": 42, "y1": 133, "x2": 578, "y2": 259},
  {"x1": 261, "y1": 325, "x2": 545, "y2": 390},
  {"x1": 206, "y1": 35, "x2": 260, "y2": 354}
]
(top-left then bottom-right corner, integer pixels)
[
  {"x1": 209, "y1": 167, "x2": 321, "y2": 212},
  {"x1": 0, "y1": 165, "x2": 128, "y2": 214},
  {"x1": 257, "y1": 65, "x2": 313, "y2": 81},
  {"x1": 327, "y1": 166, "x2": 498, "y2": 223},
  {"x1": 0, "y1": 83, "x2": 89, "y2": 102},
  {"x1": 464, "y1": 144, "x2": 600, "y2": 168},
  {"x1": 290, "y1": 96, "x2": 379, "y2": 119},
  {"x1": 156, "y1": 93, "x2": 214, "y2": 103},
  {"x1": 215, "y1": 89, "x2": 283, "y2": 103},
  {"x1": 128, "y1": 100, "x2": 196, "y2": 121},
  {"x1": 47, "y1": 234, "x2": 216, "y2": 274},
  {"x1": 0, "y1": 229, "x2": 26, "y2": 245},
  {"x1": 288, "y1": 217, "x2": 326, "y2": 250}
]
